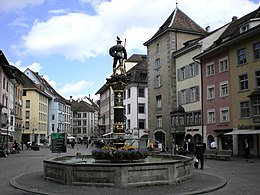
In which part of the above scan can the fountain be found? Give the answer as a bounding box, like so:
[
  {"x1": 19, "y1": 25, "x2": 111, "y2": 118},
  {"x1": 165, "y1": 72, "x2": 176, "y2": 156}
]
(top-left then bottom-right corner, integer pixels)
[{"x1": 43, "y1": 36, "x2": 193, "y2": 188}]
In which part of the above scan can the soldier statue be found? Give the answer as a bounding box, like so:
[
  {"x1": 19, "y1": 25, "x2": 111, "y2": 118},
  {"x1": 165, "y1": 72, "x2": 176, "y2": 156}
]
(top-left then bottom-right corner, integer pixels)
[{"x1": 109, "y1": 36, "x2": 127, "y2": 75}]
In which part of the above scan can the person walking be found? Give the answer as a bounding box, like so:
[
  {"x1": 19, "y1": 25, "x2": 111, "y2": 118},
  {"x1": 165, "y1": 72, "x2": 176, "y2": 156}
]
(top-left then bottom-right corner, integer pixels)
[
  {"x1": 195, "y1": 141, "x2": 206, "y2": 170},
  {"x1": 243, "y1": 139, "x2": 250, "y2": 160}
]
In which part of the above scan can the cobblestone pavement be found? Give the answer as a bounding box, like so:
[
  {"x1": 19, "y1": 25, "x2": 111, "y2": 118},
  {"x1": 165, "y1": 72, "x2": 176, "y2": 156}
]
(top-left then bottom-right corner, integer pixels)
[{"x1": 1, "y1": 144, "x2": 260, "y2": 194}]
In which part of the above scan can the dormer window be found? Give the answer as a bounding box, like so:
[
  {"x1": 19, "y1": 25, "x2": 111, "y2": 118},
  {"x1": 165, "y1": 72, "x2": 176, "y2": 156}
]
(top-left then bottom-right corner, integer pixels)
[{"x1": 240, "y1": 24, "x2": 249, "y2": 33}]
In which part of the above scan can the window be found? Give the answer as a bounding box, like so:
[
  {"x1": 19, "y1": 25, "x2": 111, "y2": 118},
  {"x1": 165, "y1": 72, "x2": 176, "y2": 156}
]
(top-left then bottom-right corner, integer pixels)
[
  {"x1": 189, "y1": 63, "x2": 196, "y2": 77},
  {"x1": 52, "y1": 114, "x2": 55, "y2": 120},
  {"x1": 26, "y1": 100, "x2": 30, "y2": 108},
  {"x1": 194, "y1": 111, "x2": 201, "y2": 125},
  {"x1": 190, "y1": 87, "x2": 196, "y2": 102},
  {"x1": 154, "y1": 75, "x2": 162, "y2": 88},
  {"x1": 180, "y1": 89, "x2": 186, "y2": 104},
  {"x1": 127, "y1": 88, "x2": 131, "y2": 98},
  {"x1": 256, "y1": 71, "x2": 260, "y2": 88},
  {"x1": 138, "y1": 103, "x2": 145, "y2": 114},
  {"x1": 219, "y1": 57, "x2": 228, "y2": 72},
  {"x1": 156, "y1": 116, "x2": 162, "y2": 128},
  {"x1": 239, "y1": 74, "x2": 248, "y2": 91},
  {"x1": 220, "y1": 107, "x2": 229, "y2": 122},
  {"x1": 127, "y1": 104, "x2": 131, "y2": 114},
  {"x1": 240, "y1": 101, "x2": 250, "y2": 118},
  {"x1": 253, "y1": 42, "x2": 260, "y2": 60},
  {"x1": 252, "y1": 99, "x2": 260, "y2": 116},
  {"x1": 78, "y1": 113, "x2": 81, "y2": 118},
  {"x1": 25, "y1": 111, "x2": 30, "y2": 119},
  {"x1": 207, "y1": 85, "x2": 215, "y2": 100},
  {"x1": 154, "y1": 58, "x2": 161, "y2": 69},
  {"x1": 138, "y1": 119, "x2": 145, "y2": 129},
  {"x1": 240, "y1": 24, "x2": 249, "y2": 33},
  {"x1": 220, "y1": 81, "x2": 229, "y2": 97},
  {"x1": 207, "y1": 110, "x2": 215, "y2": 123},
  {"x1": 78, "y1": 121, "x2": 81, "y2": 126},
  {"x1": 127, "y1": 119, "x2": 130, "y2": 130},
  {"x1": 156, "y1": 43, "x2": 160, "y2": 52},
  {"x1": 138, "y1": 88, "x2": 145, "y2": 97},
  {"x1": 237, "y1": 48, "x2": 247, "y2": 65},
  {"x1": 83, "y1": 128, "x2": 86, "y2": 134},
  {"x1": 83, "y1": 113, "x2": 87, "y2": 118},
  {"x1": 206, "y1": 63, "x2": 215, "y2": 76},
  {"x1": 25, "y1": 121, "x2": 29, "y2": 129},
  {"x1": 3, "y1": 77, "x2": 5, "y2": 89},
  {"x1": 156, "y1": 95, "x2": 162, "y2": 108}
]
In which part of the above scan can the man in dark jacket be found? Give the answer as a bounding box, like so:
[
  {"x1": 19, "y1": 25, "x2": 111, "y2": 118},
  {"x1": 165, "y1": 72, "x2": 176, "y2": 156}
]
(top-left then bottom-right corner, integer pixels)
[{"x1": 195, "y1": 142, "x2": 206, "y2": 170}]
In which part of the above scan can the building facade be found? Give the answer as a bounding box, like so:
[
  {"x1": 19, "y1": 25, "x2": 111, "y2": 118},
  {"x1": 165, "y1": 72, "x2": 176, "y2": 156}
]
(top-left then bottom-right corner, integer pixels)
[{"x1": 144, "y1": 7, "x2": 207, "y2": 151}]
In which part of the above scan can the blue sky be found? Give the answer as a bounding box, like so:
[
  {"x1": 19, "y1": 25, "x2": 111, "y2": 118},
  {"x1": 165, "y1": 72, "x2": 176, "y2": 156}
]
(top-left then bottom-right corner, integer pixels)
[{"x1": 0, "y1": 0, "x2": 259, "y2": 101}]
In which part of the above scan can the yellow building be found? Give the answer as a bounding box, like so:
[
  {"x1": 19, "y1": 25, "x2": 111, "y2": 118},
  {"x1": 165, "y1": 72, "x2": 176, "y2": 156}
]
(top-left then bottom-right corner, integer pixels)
[{"x1": 21, "y1": 75, "x2": 51, "y2": 145}]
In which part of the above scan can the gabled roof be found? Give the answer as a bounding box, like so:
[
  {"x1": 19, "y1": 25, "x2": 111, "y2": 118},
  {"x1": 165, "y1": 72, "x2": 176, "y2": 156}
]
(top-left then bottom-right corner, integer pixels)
[
  {"x1": 217, "y1": 7, "x2": 260, "y2": 41},
  {"x1": 195, "y1": 7, "x2": 260, "y2": 60},
  {"x1": 0, "y1": 50, "x2": 9, "y2": 65},
  {"x1": 144, "y1": 7, "x2": 207, "y2": 45},
  {"x1": 127, "y1": 54, "x2": 147, "y2": 63},
  {"x1": 27, "y1": 68, "x2": 68, "y2": 103},
  {"x1": 127, "y1": 55, "x2": 147, "y2": 83}
]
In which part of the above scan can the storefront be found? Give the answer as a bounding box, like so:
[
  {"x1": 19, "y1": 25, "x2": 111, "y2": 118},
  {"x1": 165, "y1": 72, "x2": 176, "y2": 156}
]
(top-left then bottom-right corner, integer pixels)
[{"x1": 225, "y1": 130, "x2": 260, "y2": 157}]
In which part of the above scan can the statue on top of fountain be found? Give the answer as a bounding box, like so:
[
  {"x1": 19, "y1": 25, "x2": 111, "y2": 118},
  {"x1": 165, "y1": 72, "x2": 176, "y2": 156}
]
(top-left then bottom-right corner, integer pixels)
[{"x1": 109, "y1": 36, "x2": 127, "y2": 76}]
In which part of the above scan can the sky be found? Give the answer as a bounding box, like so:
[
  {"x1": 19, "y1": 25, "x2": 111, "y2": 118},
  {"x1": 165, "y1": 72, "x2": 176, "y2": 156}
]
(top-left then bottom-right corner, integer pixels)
[{"x1": 0, "y1": 0, "x2": 259, "y2": 101}]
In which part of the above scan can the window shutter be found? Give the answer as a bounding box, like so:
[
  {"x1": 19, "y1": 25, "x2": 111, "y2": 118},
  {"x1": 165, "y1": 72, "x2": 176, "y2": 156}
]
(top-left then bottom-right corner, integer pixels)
[
  {"x1": 178, "y1": 91, "x2": 181, "y2": 105},
  {"x1": 186, "y1": 88, "x2": 190, "y2": 103},
  {"x1": 160, "y1": 58, "x2": 163, "y2": 67},
  {"x1": 177, "y1": 69, "x2": 181, "y2": 81},
  {"x1": 195, "y1": 63, "x2": 199, "y2": 75},
  {"x1": 186, "y1": 65, "x2": 190, "y2": 79},
  {"x1": 195, "y1": 86, "x2": 200, "y2": 101}
]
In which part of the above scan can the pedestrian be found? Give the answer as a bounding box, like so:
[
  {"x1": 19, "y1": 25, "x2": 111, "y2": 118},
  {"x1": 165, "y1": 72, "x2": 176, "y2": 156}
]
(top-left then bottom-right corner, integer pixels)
[
  {"x1": 195, "y1": 141, "x2": 206, "y2": 170},
  {"x1": 243, "y1": 139, "x2": 250, "y2": 160},
  {"x1": 210, "y1": 140, "x2": 217, "y2": 149}
]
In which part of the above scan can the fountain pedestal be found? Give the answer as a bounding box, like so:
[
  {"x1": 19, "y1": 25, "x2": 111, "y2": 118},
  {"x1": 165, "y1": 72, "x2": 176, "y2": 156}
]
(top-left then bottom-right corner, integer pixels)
[{"x1": 106, "y1": 74, "x2": 129, "y2": 148}]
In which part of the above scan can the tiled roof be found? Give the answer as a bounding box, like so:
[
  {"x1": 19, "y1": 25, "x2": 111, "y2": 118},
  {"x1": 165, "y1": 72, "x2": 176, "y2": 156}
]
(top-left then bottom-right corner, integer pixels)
[
  {"x1": 127, "y1": 54, "x2": 147, "y2": 62},
  {"x1": 144, "y1": 7, "x2": 207, "y2": 45},
  {"x1": 195, "y1": 7, "x2": 260, "y2": 59},
  {"x1": 127, "y1": 55, "x2": 148, "y2": 83},
  {"x1": 29, "y1": 69, "x2": 68, "y2": 102},
  {"x1": 0, "y1": 50, "x2": 9, "y2": 65},
  {"x1": 71, "y1": 100, "x2": 96, "y2": 112},
  {"x1": 218, "y1": 7, "x2": 260, "y2": 41}
]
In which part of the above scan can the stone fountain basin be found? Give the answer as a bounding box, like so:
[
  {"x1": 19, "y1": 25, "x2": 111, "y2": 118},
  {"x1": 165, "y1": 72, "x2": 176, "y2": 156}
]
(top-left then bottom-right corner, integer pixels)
[{"x1": 43, "y1": 154, "x2": 193, "y2": 188}]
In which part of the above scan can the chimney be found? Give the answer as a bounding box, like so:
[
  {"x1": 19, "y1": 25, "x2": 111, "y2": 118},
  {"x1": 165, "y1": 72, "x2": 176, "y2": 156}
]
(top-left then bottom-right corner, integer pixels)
[
  {"x1": 205, "y1": 26, "x2": 210, "y2": 32},
  {"x1": 70, "y1": 96, "x2": 73, "y2": 102},
  {"x1": 232, "y1": 16, "x2": 238, "y2": 21}
]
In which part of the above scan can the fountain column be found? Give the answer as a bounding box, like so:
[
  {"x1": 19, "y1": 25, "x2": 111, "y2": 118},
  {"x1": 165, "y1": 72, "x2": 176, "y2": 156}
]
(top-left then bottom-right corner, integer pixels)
[{"x1": 107, "y1": 36, "x2": 129, "y2": 148}]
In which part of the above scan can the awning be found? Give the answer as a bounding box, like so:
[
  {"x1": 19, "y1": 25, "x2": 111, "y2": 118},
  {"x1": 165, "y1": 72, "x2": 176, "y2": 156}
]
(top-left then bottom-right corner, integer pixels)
[
  {"x1": 224, "y1": 129, "x2": 260, "y2": 135},
  {"x1": 0, "y1": 132, "x2": 11, "y2": 136},
  {"x1": 102, "y1": 132, "x2": 113, "y2": 137}
]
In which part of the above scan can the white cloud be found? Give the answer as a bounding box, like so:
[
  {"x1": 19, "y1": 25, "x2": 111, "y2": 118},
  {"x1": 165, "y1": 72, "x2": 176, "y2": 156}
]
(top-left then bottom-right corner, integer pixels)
[
  {"x1": 0, "y1": 0, "x2": 45, "y2": 12},
  {"x1": 43, "y1": 75, "x2": 57, "y2": 89},
  {"x1": 11, "y1": 60, "x2": 42, "y2": 73},
  {"x1": 57, "y1": 80, "x2": 94, "y2": 99},
  {"x1": 16, "y1": 0, "x2": 259, "y2": 62}
]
